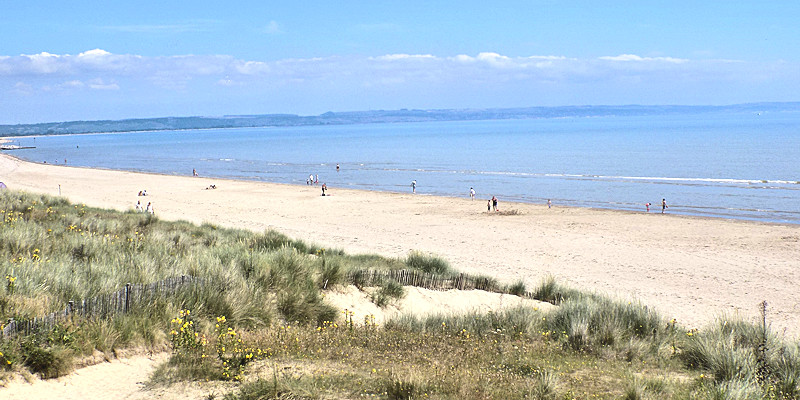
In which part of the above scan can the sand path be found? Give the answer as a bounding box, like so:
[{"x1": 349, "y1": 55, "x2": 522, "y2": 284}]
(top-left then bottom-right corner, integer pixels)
[
  {"x1": 1, "y1": 353, "x2": 169, "y2": 399},
  {"x1": 2, "y1": 154, "x2": 799, "y2": 336}
]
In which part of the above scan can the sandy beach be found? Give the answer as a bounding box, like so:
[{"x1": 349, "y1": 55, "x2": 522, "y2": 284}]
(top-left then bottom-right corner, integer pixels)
[{"x1": 1, "y1": 153, "x2": 799, "y2": 336}]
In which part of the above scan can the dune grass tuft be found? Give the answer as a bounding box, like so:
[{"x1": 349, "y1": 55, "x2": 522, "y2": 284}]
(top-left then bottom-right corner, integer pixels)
[{"x1": 404, "y1": 251, "x2": 452, "y2": 275}]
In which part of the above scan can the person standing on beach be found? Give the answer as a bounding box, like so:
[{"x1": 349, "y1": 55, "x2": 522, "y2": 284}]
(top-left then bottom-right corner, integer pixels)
[
  {"x1": 411, "y1": 180, "x2": 416, "y2": 193},
  {"x1": 336, "y1": 164, "x2": 340, "y2": 172},
  {"x1": 321, "y1": 183, "x2": 327, "y2": 196},
  {"x1": 548, "y1": 199, "x2": 552, "y2": 209},
  {"x1": 492, "y1": 196, "x2": 498, "y2": 211},
  {"x1": 309, "y1": 174, "x2": 314, "y2": 186},
  {"x1": 146, "y1": 202, "x2": 154, "y2": 214},
  {"x1": 487, "y1": 199, "x2": 491, "y2": 212},
  {"x1": 135, "y1": 200, "x2": 142, "y2": 212},
  {"x1": 661, "y1": 199, "x2": 668, "y2": 214},
  {"x1": 470, "y1": 187, "x2": 475, "y2": 200},
  {"x1": 193, "y1": 168, "x2": 197, "y2": 177},
  {"x1": 645, "y1": 202, "x2": 651, "y2": 212}
]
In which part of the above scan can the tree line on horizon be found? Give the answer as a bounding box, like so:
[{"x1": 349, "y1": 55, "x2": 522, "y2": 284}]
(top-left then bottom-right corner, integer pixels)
[{"x1": 2, "y1": 102, "x2": 796, "y2": 137}]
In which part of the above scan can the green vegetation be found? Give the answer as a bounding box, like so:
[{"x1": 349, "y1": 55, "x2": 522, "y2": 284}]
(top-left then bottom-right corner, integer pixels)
[
  {"x1": 405, "y1": 251, "x2": 453, "y2": 275},
  {"x1": 1, "y1": 190, "x2": 799, "y2": 399}
]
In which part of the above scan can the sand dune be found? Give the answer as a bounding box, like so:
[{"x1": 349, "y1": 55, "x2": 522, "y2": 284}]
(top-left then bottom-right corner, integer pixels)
[{"x1": 2, "y1": 153, "x2": 799, "y2": 337}]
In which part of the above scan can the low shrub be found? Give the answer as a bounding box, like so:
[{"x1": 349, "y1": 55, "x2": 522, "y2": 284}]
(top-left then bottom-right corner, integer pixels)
[
  {"x1": 532, "y1": 274, "x2": 562, "y2": 304},
  {"x1": 20, "y1": 342, "x2": 73, "y2": 379},
  {"x1": 318, "y1": 256, "x2": 342, "y2": 289},
  {"x1": 507, "y1": 280, "x2": 527, "y2": 296},
  {"x1": 371, "y1": 280, "x2": 405, "y2": 307}
]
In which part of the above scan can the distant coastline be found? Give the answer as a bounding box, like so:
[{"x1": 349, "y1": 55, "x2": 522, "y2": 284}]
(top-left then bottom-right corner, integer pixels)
[{"x1": 2, "y1": 102, "x2": 798, "y2": 137}]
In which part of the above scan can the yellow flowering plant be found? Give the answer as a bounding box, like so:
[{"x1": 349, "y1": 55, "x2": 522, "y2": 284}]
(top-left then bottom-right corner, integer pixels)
[
  {"x1": 0, "y1": 349, "x2": 13, "y2": 370},
  {"x1": 5, "y1": 274, "x2": 16, "y2": 295},
  {"x1": 169, "y1": 309, "x2": 204, "y2": 357}
]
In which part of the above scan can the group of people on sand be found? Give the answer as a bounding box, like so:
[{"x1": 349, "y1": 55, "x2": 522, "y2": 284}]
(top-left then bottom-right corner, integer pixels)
[
  {"x1": 308, "y1": 164, "x2": 341, "y2": 196},
  {"x1": 137, "y1": 189, "x2": 148, "y2": 196},
  {"x1": 306, "y1": 174, "x2": 329, "y2": 196},
  {"x1": 470, "y1": 185, "x2": 669, "y2": 215},
  {"x1": 465, "y1": 186, "x2": 502, "y2": 213},
  {"x1": 645, "y1": 199, "x2": 669, "y2": 213},
  {"x1": 134, "y1": 200, "x2": 155, "y2": 214}
]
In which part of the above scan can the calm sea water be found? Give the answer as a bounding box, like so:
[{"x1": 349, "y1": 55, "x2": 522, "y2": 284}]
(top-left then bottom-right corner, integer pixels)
[{"x1": 8, "y1": 110, "x2": 800, "y2": 224}]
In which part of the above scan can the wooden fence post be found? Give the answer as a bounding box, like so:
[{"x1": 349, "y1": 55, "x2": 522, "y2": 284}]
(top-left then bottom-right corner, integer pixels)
[{"x1": 125, "y1": 283, "x2": 131, "y2": 313}]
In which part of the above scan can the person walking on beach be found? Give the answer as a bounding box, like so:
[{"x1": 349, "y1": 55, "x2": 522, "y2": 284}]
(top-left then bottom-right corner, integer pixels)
[
  {"x1": 411, "y1": 180, "x2": 416, "y2": 194},
  {"x1": 492, "y1": 196, "x2": 498, "y2": 211},
  {"x1": 661, "y1": 199, "x2": 668, "y2": 214},
  {"x1": 487, "y1": 199, "x2": 492, "y2": 212},
  {"x1": 321, "y1": 183, "x2": 327, "y2": 196},
  {"x1": 470, "y1": 187, "x2": 475, "y2": 200},
  {"x1": 135, "y1": 200, "x2": 142, "y2": 212},
  {"x1": 548, "y1": 199, "x2": 552, "y2": 209},
  {"x1": 146, "y1": 202, "x2": 154, "y2": 215}
]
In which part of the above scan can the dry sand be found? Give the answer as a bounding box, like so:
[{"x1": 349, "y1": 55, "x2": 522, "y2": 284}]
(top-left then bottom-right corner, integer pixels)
[
  {"x1": 2, "y1": 153, "x2": 798, "y2": 334},
  {"x1": 324, "y1": 286, "x2": 555, "y2": 326},
  {"x1": 1, "y1": 353, "x2": 169, "y2": 400}
]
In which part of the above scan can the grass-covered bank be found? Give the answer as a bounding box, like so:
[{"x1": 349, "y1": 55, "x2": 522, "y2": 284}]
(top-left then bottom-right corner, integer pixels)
[{"x1": 1, "y1": 190, "x2": 799, "y2": 399}]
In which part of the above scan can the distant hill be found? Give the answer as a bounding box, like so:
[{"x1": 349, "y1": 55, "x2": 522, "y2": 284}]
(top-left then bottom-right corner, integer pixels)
[{"x1": 1, "y1": 103, "x2": 798, "y2": 137}]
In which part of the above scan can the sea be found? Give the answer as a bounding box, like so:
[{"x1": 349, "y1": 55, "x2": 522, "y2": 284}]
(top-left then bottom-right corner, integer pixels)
[{"x1": 7, "y1": 109, "x2": 800, "y2": 224}]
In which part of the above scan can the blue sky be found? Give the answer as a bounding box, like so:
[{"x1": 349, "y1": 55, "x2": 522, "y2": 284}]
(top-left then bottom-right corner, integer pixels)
[{"x1": 2, "y1": 1, "x2": 799, "y2": 124}]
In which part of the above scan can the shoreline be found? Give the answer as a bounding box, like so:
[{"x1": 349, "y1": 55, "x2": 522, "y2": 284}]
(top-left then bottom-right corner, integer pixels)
[
  {"x1": 2, "y1": 153, "x2": 799, "y2": 336},
  {"x1": 4, "y1": 151, "x2": 796, "y2": 228},
  {"x1": 4, "y1": 147, "x2": 797, "y2": 226}
]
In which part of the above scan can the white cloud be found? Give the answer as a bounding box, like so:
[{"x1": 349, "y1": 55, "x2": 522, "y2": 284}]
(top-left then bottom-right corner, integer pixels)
[
  {"x1": 0, "y1": 50, "x2": 775, "y2": 85},
  {"x1": 1, "y1": 49, "x2": 796, "y2": 112},
  {"x1": 62, "y1": 80, "x2": 85, "y2": 88},
  {"x1": 452, "y1": 54, "x2": 475, "y2": 63},
  {"x1": 373, "y1": 54, "x2": 435, "y2": 61},
  {"x1": 599, "y1": 54, "x2": 689, "y2": 64},
  {"x1": 13, "y1": 81, "x2": 33, "y2": 95},
  {"x1": 526, "y1": 55, "x2": 568, "y2": 61},
  {"x1": 235, "y1": 60, "x2": 271, "y2": 75},
  {"x1": 264, "y1": 20, "x2": 283, "y2": 34},
  {"x1": 20, "y1": 52, "x2": 63, "y2": 74},
  {"x1": 87, "y1": 78, "x2": 119, "y2": 90},
  {"x1": 78, "y1": 49, "x2": 112, "y2": 58},
  {"x1": 216, "y1": 78, "x2": 240, "y2": 86}
]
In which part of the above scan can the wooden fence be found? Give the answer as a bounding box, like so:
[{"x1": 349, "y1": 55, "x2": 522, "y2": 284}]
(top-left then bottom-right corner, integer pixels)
[
  {"x1": 345, "y1": 269, "x2": 504, "y2": 292},
  {"x1": 2, "y1": 269, "x2": 551, "y2": 339},
  {"x1": 344, "y1": 269, "x2": 559, "y2": 304},
  {"x1": 1, "y1": 275, "x2": 202, "y2": 339},
  {"x1": 346, "y1": 269, "x2": 522, "y2": 294}
]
